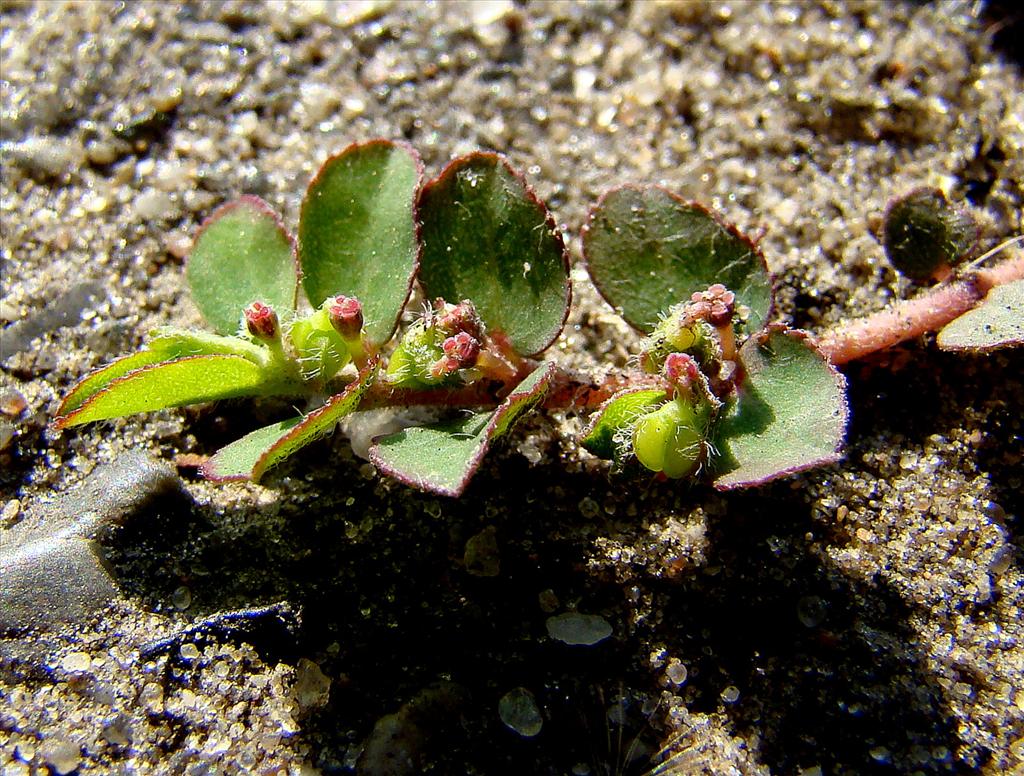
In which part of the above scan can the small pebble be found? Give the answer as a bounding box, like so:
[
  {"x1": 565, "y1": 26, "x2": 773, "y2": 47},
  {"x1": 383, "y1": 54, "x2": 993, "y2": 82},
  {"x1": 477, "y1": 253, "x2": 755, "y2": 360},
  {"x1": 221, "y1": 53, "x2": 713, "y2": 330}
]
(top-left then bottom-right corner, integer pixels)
[
  {"x1": 578, "y1": 497, "x2": 600, "y2": 519},
  {"x1": 0, "y1": 421, "x2": 14, "y2": 452},
  {"x1": 1, "y1": 499, "x2": 22, "y2": 527},
  {"x1": 498, "y1": 687, "x2": 543, "y2": 737},
  {"x1": 796, "y1": 595, "x2": 827, "y2": 628},
  {"x1": 39, "y1": 738, "x2": 81, "y2": 775},
  {"x1": 133, "y1": 189, "x2": 176, "y2": 220},
  {"x1": 546, "y1": 612, "x2": 613, "y2": 646},
  {"x1": 869, "y1": 746, "x2": 891, "y2": 763},
  {"x1": 171, "y1": 586, "x2": 192, "y2": 610},
  {"x1": 292, "y1": 658, "x2": 332, "y2": 710},
  {"x1": 0, "y1": 388, "x2": 28, "y2": 417},
  {"x1": 537, "y1": 589, "x2": 559, "y2": 613},
  {"x1": 666, "y1": 659, "x2": 688, "y2": 685},
  {"x1": 464, "y1": 526, "x2": 500, "y2": 577},
  {"x1": 180, "y1": 642, "x2": 201, "y2": 661},
  {"x1": 60, "y1": 651, "x2": 92, "y2": 673},
  {"x1": 3, "y1": 136, "x2": 84, "y2": 178}
]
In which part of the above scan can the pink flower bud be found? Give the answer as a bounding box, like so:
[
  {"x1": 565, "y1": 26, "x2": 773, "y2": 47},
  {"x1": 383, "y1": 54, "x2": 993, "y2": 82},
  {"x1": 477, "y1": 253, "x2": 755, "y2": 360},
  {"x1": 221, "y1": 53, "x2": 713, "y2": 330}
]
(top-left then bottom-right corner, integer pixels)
[
  {"x1": 434, "y1": 298, "x2": 483, "y2": 340},
  {"x1": 244, "y1": 301, "x2": 279, "y2": 340},
  {"x1": 328, "y1": 295, "x2": 364, "y2": 339},
  {"x1": 429, "y1": 356, "x2": 461, "y2": 380},
  {"x1": 664, "y1": 352, "x2": 701, "y2": 388},
  {"x1": 442, "y1": 331, "x2": 481, "y2": 367},
  {"x1": 427, "y1": 332, "x2": 482, "y2": 380}
]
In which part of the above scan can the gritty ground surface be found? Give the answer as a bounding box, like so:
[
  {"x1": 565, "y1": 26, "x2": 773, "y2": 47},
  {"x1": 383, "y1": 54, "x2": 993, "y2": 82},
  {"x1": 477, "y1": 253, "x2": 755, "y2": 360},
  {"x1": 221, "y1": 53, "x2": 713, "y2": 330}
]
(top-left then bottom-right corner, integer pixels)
[{"x1": 2, "y1": 1, "x2": 1023, "y2": 774}]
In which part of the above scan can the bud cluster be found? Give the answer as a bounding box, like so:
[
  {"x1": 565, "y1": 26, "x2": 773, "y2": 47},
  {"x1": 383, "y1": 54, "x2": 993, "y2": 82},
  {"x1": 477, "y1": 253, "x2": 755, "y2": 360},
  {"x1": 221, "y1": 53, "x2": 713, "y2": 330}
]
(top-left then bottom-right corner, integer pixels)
[
  {"x1": 681, "y1": 283, "x2": 736, "y2": 327},
  {"x1": 431, "y1": 331, "x2": 482, "y2": 379},
  {"x1": 433, "y1": 299, "x2": 483, "y2": 341},
  {"x1": 385, "y1": 298, "x2": 487, "y2": 387},
  {"x1": 663, "y1": 352, "x2": 701, "y2": 389},
  {"x1": 428, "y1": 299, "x2": 484, "y2": 379}
]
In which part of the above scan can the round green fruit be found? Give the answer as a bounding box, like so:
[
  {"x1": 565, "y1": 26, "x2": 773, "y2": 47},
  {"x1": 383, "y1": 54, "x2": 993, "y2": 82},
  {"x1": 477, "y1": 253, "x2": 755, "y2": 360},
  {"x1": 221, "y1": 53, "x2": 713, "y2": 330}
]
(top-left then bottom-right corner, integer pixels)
[{"x1": 632, "y1": 400, "x2": 706, "y2": 479}]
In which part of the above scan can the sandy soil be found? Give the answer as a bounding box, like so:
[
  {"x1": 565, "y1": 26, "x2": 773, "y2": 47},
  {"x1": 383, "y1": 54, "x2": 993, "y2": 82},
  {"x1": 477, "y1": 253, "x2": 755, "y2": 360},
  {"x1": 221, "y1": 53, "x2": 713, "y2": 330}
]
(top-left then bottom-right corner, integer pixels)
[{"x1": 2, "y1": 1, "x2": 1022, "y2": 774}]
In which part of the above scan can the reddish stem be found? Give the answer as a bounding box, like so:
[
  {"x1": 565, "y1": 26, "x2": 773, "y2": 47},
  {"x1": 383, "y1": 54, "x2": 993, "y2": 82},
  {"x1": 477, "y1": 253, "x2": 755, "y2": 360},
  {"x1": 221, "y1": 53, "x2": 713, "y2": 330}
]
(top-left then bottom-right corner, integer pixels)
[
  {"x1": 359, "y1": 365, "x2": 664, "y2": 413},
  {"x1": 817, "y1": 251, "x2": 1023, "y2": 365}
]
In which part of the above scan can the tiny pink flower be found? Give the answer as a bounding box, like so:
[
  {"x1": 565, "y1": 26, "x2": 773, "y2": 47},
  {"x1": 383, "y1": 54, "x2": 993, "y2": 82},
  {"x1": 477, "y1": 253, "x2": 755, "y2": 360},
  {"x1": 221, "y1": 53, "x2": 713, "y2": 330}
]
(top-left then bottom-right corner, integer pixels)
[
  {"x1": 434, "y1": 298, "x2": 483, "y2": 340},
  {"x1": 328, "y1": 295, "x2": 364, "y2": 339},
  {"x1": 664, "y1": 352, "x2": 700, "y2": 388},
  {"x1": 244, "y1": 301, "x2": 279, "y2": 340}
]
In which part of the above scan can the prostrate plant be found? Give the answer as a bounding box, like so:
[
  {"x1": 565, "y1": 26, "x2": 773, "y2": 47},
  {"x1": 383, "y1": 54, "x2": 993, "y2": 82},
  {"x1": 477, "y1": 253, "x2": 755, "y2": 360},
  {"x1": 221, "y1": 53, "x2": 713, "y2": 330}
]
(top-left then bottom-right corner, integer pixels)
[
  {"x1": 52, "y1": 141, "x2": 1024, "y2": 497},
  {"x1": 54, "y1": 141, "x2": 568, "y2": 496},
  {"x1": 579, "y1": 185, "x2": 847, "y2": 489}
]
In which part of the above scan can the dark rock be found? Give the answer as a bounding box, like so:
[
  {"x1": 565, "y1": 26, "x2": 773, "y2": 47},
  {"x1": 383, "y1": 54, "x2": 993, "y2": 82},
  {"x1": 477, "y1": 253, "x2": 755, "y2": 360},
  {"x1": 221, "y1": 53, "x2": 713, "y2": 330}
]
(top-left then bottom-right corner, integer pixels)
[
  {"x1": 0, "y1": 535, "x2": 120, "y2": 639},
  {"x1": 0, "y1": 451, "x2": 187, "y2": 641},
  {"x1": 138, "y1": 602, "x2": 302, "y2": 664}
]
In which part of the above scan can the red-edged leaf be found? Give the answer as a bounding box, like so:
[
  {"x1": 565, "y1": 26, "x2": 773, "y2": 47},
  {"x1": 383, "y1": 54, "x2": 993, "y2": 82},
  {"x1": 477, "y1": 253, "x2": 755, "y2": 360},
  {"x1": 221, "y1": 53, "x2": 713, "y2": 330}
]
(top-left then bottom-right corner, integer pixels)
[
  {"x1": 418, "y1": 154, "x2": 571, "y2": 356},
  {"x1": 186, "y1": 196, "x2": 299, "y2": 335},
  {"x1": 54, "y1": 354, "x2": 269, "y2": 430},
  {"x1": 712, "y1": 328, "x2": 848, "y2": 490},
  {"x1": 202, "y1": 359, "x2": 378, "y2": 482},
  {"x1": 369, "y1": 362, "x2": 556, "y2": 496}
]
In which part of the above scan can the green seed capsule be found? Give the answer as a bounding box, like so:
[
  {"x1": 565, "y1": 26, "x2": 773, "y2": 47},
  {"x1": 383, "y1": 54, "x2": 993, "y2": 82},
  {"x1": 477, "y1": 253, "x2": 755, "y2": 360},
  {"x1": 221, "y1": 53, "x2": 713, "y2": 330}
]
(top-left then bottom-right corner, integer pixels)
[
  {"x1": 632, "y1": 399, "x2": 706, "y2": 479},
  {"x1": 290, "y1": 307, "x2": 351, "y2": 380}
]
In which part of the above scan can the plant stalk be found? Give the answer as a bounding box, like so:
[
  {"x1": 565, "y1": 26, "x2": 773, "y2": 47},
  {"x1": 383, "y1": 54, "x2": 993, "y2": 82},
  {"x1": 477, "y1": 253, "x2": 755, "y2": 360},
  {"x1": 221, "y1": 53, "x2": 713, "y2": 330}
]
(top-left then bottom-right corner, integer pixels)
[{"x1": 816, "y1": 248, "x2": 1023, "y2": 365}]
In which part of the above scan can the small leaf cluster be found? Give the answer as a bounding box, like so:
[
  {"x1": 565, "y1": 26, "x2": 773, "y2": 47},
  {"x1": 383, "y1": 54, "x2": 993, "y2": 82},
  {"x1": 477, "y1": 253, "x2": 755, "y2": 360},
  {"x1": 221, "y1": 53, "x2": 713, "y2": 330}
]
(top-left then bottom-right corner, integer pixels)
[
  {"x1": 54, "y1": 140, "x2": 1020, "y2": 497},
  {"x1": 883, "y1": 188, "x2": 1022, "y2": 352},
  {"x1": 580, "y1": 186, "x2": 847, "y2": 489}
]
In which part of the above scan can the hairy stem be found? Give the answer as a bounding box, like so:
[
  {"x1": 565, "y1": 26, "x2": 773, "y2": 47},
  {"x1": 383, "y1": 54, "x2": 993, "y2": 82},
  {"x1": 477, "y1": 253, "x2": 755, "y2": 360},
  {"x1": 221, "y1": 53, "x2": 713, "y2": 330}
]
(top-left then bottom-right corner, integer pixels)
[{"x1": 817, "y1": 248, "x2": 1023, "y2": 365}]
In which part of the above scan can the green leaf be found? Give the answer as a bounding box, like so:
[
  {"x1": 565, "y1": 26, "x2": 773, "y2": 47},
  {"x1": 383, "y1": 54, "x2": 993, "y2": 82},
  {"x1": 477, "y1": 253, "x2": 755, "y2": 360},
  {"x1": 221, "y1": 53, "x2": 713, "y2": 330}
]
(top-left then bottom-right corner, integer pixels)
[
  {"x1": 56, "y1": 350, "x2": 170, "y2": 418},
  {"x1": 186, "y1": 196, "x2": 298, "y2": 335},
  {"x1": 370, "y1": 362, "x2": 556, "y2": 496},
  {"x1": 580, "y1": 388, "x2": 666, "y2": 461},
  {"x1": 53, "y1": 355, "x2": 270, "y2": 429},
  {"x1": 582, "y1": 185, "x2": 772, "y2": 335},
  {"x1": 56, "y1": 330, "x2": 269, "y2": 421},
  {"x1": 203, "y1": 360, "x2": 378, "y2": 482},
  {"x1": 712, "y1": 329, "x2": 848, "y2": 490},
  {"x1": 199, "y1": 417, "x2": 304, "y2": 480},
  {"x1": 937, "y1": 279, "x2": 1024, "y2": 352},
  {"x1": 147, "y1": 328, "x2": 266, "y2": 363},
  {"x1": 299, "y1": 140, "x2": 422, "y2": 346},
  {"x1": 418, "y1": 153, "x2": 570, "y2": 356},
  {"x1": 883, "y1": 188, "x2": 977, "y2": 280}
]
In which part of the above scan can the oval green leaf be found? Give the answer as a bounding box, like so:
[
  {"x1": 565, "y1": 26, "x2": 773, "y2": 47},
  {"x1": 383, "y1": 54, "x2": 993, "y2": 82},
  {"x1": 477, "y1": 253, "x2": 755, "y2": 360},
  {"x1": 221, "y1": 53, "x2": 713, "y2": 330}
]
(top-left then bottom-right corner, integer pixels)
[
  {"x1": 186, "y1": 196, "x2": 298, "y2": 335},
  {"x1": 147, "y1": 328, "x2": 266, "y2": 363},
  {"x1": 937, "y1": 279, "x2": 1024, "y2": 351},
  {"x1": 418, "y1": 153, "x2": 571, "y2": 356},
  {"x1": 582, "y1": 185, "x2": 773, "y2": 335},
  {"x1": 370, "y1": 362, "x2": 555, "y2": 496},
  {"x1": 55, "y1": 350, "x2": 169, "y2": 421},
  {"x1": 54, "y1": 354, "x2": 270, "y2": 429},
  {"x1": 712, "y1": 329, "x2": 848, "y2": 490},
  {"x1": 299, "y1": 140, "x2": 422, "y2": 346}
]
